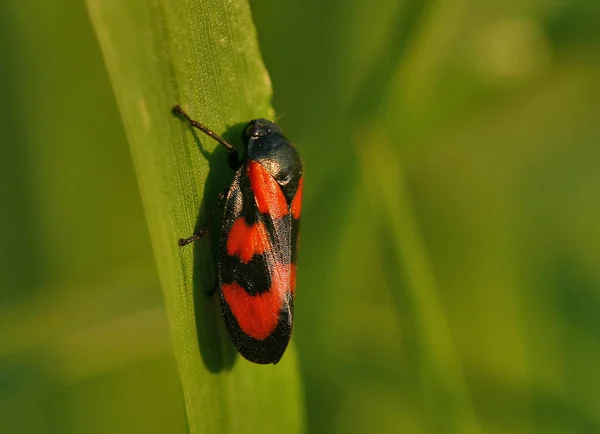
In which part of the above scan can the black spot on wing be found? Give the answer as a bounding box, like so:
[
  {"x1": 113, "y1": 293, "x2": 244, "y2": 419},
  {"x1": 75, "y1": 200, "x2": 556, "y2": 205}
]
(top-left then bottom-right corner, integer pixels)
[
  {"x1": 218, "y1": 163, "x2": 257, "y2": 237},
  {"x1": 220, "y1": 253, "x2": 271, "y2": 295},
  {"x1": 291, "y1": 216, "x2": 300, "y2": 264},
  {"x1": 238, "y1": 164, "x2": 258, "y2": 225}
]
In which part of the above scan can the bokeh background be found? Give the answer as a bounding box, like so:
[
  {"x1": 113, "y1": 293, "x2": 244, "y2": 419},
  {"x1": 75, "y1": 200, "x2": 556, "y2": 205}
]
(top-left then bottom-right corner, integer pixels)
[{"x1": 2, "y1": 0, "x2": 600, "y2": 433}]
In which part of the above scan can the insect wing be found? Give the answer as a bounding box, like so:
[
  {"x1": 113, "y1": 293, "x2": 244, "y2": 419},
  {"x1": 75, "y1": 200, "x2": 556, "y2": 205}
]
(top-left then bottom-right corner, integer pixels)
[{"x1": 218, "y1": 163, "x2": 295, "y2": 364}]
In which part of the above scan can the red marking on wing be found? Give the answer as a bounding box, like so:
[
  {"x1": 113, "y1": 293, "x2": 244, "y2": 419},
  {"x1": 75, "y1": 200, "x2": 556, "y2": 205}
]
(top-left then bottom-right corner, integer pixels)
[
  {"x1": 291, "y1": 176, "x2": 303, "y2": 220},
  {"x1": 226, "y1": 217, "x2": 268, "y2": 264},
  {"x1": 248, "y1": 160, "x2": 288, "y2": 219},
  {"x1": 222, "y1": 263, "x2": 294, "y2": 340}
]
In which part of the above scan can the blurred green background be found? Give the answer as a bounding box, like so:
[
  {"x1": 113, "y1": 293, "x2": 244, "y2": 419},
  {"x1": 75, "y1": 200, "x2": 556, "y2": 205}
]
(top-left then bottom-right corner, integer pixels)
[{"x1": 2, "y1": 0, "x2": 600, "y2": 433}]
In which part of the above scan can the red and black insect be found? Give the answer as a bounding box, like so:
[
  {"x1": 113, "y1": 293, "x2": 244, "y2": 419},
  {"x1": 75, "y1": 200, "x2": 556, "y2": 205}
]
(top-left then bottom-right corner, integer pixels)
[{"x1": 173, "y1": 105, "x2": 303, "y2": 365}]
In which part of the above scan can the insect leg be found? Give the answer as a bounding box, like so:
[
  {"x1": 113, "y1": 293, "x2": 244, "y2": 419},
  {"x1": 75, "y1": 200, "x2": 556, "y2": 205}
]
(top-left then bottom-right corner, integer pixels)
[
  {"x1": 172, "y1": 105, "x2": 239, "y2": 162},
  {"x1": 178, "y1": 188, "x2": 229, "y2": 246}
]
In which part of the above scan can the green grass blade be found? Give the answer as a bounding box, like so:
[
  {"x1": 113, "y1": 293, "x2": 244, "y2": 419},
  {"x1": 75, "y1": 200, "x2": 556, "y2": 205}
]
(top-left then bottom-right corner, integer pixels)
[
  {"x1": 85, "y1": 0, "x2": 304, "y2": 432},
  {"x1": 359, "y1": 129, "x2": 481, "y2": 433}
]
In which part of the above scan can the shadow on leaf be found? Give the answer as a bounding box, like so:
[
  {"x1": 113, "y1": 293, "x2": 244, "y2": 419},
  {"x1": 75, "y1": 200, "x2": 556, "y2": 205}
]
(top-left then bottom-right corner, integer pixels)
[{"x1": 176, "y1": 115, "x2": 248, "y2": 372}]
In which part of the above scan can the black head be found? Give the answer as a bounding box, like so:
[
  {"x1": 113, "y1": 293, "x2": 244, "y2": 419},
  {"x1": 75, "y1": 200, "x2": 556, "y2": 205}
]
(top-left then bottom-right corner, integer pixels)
[
  {"x1": 244, "y1": 118, "x2": 283, "y2": 141},
  {"x1": 243, "y1": 119, "x2": 302, "y2": 203}
]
